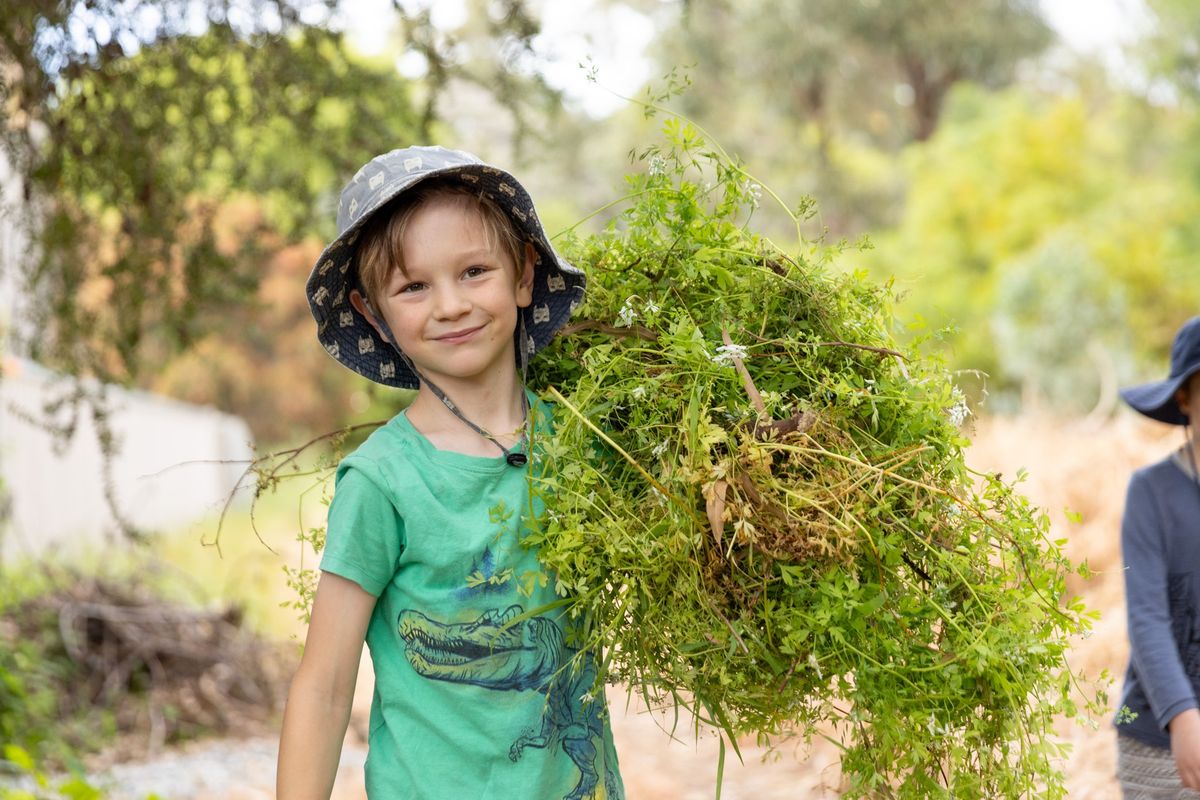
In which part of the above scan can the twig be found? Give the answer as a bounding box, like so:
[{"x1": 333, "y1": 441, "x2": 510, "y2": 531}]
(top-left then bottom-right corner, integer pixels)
[
  {"x1": 750, "y1": 409, "x2": 816, "y2": 440},
  {"x1": 209, "y1": 419, "x2": 388, "y2": 554},
  {"x1": 743, "y1": 330, "x2": 908, "y2": 361},
  {"x1": 557, "y1": 320, "x2": 659, "y2": 342},
  {"x1": 722, "y1": 328, "x2": 766, "y2": 415},
  {"x1": 812, "y1": 340, "x2": 908, "y2": 360}
]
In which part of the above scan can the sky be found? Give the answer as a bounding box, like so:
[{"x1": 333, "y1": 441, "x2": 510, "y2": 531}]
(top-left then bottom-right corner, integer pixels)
[{"x1": 339, "y1": 0, "x2": 1152, "y2": 118}]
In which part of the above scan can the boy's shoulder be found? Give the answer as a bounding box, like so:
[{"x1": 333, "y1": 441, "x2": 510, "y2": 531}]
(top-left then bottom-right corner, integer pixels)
[{"x1": 336, "y1": 412, "x2": 417, "y2": 483}]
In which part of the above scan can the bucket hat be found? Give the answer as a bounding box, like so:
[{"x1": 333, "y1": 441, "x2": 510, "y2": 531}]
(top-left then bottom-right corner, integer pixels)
[
  {"x1": 1120, "y1": 316, "x2": 1200, "y2": 425},
  {"x1": 306, "y1": 145, "x2": 586, "y2": 389}
]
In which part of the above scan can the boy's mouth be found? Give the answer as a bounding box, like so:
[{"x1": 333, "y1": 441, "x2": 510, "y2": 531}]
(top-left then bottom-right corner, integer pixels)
[{"x1": 434, "y1": 325, "x2": 484, "y2": 344}]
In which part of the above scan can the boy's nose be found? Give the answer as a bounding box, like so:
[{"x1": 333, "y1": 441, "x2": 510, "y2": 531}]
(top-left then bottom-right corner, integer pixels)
[{"x1": 432, "y1": 285, "x2": 471, "y2": 319}]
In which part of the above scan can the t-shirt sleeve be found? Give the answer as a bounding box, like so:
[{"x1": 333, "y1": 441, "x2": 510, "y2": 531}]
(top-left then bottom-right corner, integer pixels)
[
  {"x1": 1122, "y1": 470, "x2": 1198, "y2": 730},
  {"x1": 320, "y1": 459, "x2": 406, "y2": 597}
]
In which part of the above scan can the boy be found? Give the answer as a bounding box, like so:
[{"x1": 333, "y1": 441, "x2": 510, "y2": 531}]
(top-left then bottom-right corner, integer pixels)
[
  {"x1": 1115, "y1": 315, "x2": 1200, "y2": 798},
  {"x1": 277, "y1": 146, "x2": 624, "y2": 799}
]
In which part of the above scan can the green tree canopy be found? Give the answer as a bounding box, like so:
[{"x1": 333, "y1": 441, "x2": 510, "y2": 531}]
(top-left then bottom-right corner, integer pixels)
[
  {"x1": 618, "y1": 0, "x2": 1051, "y2": 237},
  {"x1": 863, "y1": 84, "x2": 1200, "y2": 410},
  {"x1": 0, "y1": 0, "x2": 566, "y2": 448}
]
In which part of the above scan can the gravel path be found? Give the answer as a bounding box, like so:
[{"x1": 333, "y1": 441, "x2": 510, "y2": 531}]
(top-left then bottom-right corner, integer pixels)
[
  {"x1": 86, "y1": 738, "x2": 367, "y2": 800},
  {"x1": 61, "y1": 687, "x2": 835, "y2": 799}
]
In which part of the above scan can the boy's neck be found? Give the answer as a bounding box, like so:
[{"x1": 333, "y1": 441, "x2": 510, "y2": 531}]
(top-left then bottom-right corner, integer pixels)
[{"x1": 404, "y1": 368, "x2": 528, "y2": 454}]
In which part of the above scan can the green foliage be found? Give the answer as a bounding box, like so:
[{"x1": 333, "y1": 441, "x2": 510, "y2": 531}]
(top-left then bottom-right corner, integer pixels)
[
  {"x1": 0, "y1": 588, "x2": 104, "y2": 774},
  {"x1": 14, "y1": 26, "x2": 422, "y2": 386},
  {"x1": 1140, "y1": 0, "x2": 1200, "y2": 97},
  {"x1": 625, "y1": 0, "x2": 1051, "y2": 241},
  {"x1": 0, "y1": 745, "x2": 105, "y2": 800},
  {"x1": 525, "y1": 117, "x2": 1101, "y2": 797},
  {"x1": 866, "y1": 85, "x2": 1200, "y2": 408},
  {"x1": 991, "y1": 235, "x2": 1131, "y2": 409}
]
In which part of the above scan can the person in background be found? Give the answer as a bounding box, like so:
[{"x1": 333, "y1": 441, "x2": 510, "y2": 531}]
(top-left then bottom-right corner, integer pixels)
[{"x1": 1115, "y1": 315, "x2": 1200, "y2": 798}]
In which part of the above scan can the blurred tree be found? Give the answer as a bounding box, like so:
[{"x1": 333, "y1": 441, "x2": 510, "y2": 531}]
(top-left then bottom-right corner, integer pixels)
[
  {"x1": 395, "y1": 0, "x2": 561, "y2": 154},
  {"x1": 1140, "y1": 0, "x2": 1200, "y2": 97},
  {"x1": 990, "y1": 235, "x2": 1131, "y2": 415},
  {"x1": 0, "y1": 0, "x2": 551, "y2": 446},
  {"x1": 864, "y1": 84, "x2": 1200, "y2": 410},
  {"x1": 152, "y1": 228, "x2": 398, "y2": 445},
  {"x1": 617, "y1": 0, "x2": 1051, "y2": 237},
  {"x1": 1, "y1": 2, "x2": 426, "y2": 387},
  {"x1": 656, "y1": 0, "x2": 1050, "y2": 144}
]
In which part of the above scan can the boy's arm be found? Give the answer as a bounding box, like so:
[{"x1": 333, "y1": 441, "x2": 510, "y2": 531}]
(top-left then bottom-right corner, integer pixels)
[{"x1": 277, "y1": 571, "x2": 377, "y2": 800}]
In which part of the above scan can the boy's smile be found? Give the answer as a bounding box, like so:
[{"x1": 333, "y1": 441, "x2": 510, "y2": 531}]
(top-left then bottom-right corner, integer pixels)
[{"x1": 357, "y1": 194, "x2": 534, "y2": 393}]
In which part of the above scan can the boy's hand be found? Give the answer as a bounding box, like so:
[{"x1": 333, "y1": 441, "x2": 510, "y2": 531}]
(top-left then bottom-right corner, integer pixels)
[{"x1": 1170, "y1": 707, "x2": 1200, "y2": 788}]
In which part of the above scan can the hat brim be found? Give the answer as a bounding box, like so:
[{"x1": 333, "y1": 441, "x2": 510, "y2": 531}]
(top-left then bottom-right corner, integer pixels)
[{"x1": 1120, "y1": 370, "x2": 1197, "y2": 425}]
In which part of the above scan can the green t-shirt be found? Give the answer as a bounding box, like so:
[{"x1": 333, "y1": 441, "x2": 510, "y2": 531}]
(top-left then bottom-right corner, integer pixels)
[{"x1": 320, "y1": 398, "x2": 624, "y2": 800}]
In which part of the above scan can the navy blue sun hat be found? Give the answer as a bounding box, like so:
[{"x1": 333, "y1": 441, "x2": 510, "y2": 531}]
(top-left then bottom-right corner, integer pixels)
[
  {"x1": 306, "y1": 145, "x2": 586, "y2": 389},
  {"x1": 1120, "y1": 316, "x2": 1200, "y2": 425}
]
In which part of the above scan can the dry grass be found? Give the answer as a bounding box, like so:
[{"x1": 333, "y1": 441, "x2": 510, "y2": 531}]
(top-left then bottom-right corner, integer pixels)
[{"x1": 964, "y1": 411, "x2": 1181, "y2": 799}]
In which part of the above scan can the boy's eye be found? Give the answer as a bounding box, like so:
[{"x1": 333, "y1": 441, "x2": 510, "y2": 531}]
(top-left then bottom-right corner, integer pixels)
[
  {"x1": 464, "y1": 265, "x2": 489, "y2": 278},
  {"x1": 396, "y1": 281, "x2": 426, "y2": 294}
]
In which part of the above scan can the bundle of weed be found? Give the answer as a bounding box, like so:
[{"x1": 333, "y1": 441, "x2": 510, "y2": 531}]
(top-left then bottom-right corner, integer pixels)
[{"x1": 524, "y1": 126, "x2": 1097, "y2": 798}]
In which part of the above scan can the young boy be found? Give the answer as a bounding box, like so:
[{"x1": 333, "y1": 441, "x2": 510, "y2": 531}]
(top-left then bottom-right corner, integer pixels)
[
  {"x1": 1115, "y1": 315, "x2": 1200, "y2": 798},
  {"x1": 278, "y1": 146, "x2": 624, "y2": 800}
]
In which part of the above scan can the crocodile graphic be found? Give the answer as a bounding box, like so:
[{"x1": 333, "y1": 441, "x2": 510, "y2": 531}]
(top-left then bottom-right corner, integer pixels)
[{"x1": 398, "y1": 605, "x2": 620, "y2": 800}]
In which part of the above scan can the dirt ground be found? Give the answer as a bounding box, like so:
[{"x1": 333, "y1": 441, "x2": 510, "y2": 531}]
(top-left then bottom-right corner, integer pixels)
[{"x1": 84, "y1": 410, "x2": 1177, "y2": 798}]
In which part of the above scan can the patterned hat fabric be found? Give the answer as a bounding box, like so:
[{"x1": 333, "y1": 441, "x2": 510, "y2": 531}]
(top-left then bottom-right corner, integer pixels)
[{"x1": 305, "y1": 145, "x2": 586, "y2": 389}]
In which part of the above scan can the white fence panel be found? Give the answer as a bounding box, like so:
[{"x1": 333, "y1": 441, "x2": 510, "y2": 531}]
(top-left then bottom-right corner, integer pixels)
[{"x1": 0, "y1": 357, "x2": 254, "y2": 562}]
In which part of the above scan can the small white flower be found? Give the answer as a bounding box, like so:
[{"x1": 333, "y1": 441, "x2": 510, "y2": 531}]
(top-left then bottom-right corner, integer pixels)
[
  {"x1": 712, "y1": 343, "x2": 749, "y2": 366},
  {"x1": 745, "y1": 180, "x2": 762, "y2": 209},
  {"x1": 946, "y1": 389, "x2": 971, "y2": 427},
  {"x1": 644, "y1": 298, "x2": 660, "y2": 315},
  {"x1": 648, "y1": 155, "x2": 667, "y2": 177},
  {"x1": 651, "y1": 440, "x2": 669, "y2": 458},
  {"x1": 631, "y1": 385, "x2": 647, "y2": 400},
  {"x1": 616, "y1": 297, "x2": 637, "y2": 327}
]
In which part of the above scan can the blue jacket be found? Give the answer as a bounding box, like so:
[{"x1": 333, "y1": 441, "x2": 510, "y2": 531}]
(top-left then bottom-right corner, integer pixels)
[{"x1": 1116, "y1": 450, "x2": 1200, "y2": 747}]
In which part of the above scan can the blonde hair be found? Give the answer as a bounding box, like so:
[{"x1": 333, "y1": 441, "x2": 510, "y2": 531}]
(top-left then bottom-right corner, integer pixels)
[{"x1": 354, "y1": 179, "x2": 527, "y2": 313}]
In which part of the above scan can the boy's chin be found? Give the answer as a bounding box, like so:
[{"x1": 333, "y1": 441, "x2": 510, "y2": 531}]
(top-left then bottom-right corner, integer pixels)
[{"x1": 413, "y1": 356, "x2": 521, "y2": 386}]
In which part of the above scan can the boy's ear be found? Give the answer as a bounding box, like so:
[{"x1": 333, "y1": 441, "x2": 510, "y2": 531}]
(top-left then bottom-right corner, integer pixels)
[
  {"x1": 515, "y1": 243, "x2": 535, "y2": 308},
  {"x1": 350, "y1": 290, "x2": 389, "y2": 341}
]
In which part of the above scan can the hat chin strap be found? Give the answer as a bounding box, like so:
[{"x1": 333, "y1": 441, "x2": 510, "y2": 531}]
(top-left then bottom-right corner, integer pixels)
[{"x1": 367, "y1": 305, "x2": 530, "y2": 467}]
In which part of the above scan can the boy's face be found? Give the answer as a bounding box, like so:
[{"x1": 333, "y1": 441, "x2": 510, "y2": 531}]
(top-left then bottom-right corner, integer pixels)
[{"x1": 353, "y1": 194, "x2": 534, "y2": 390}]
